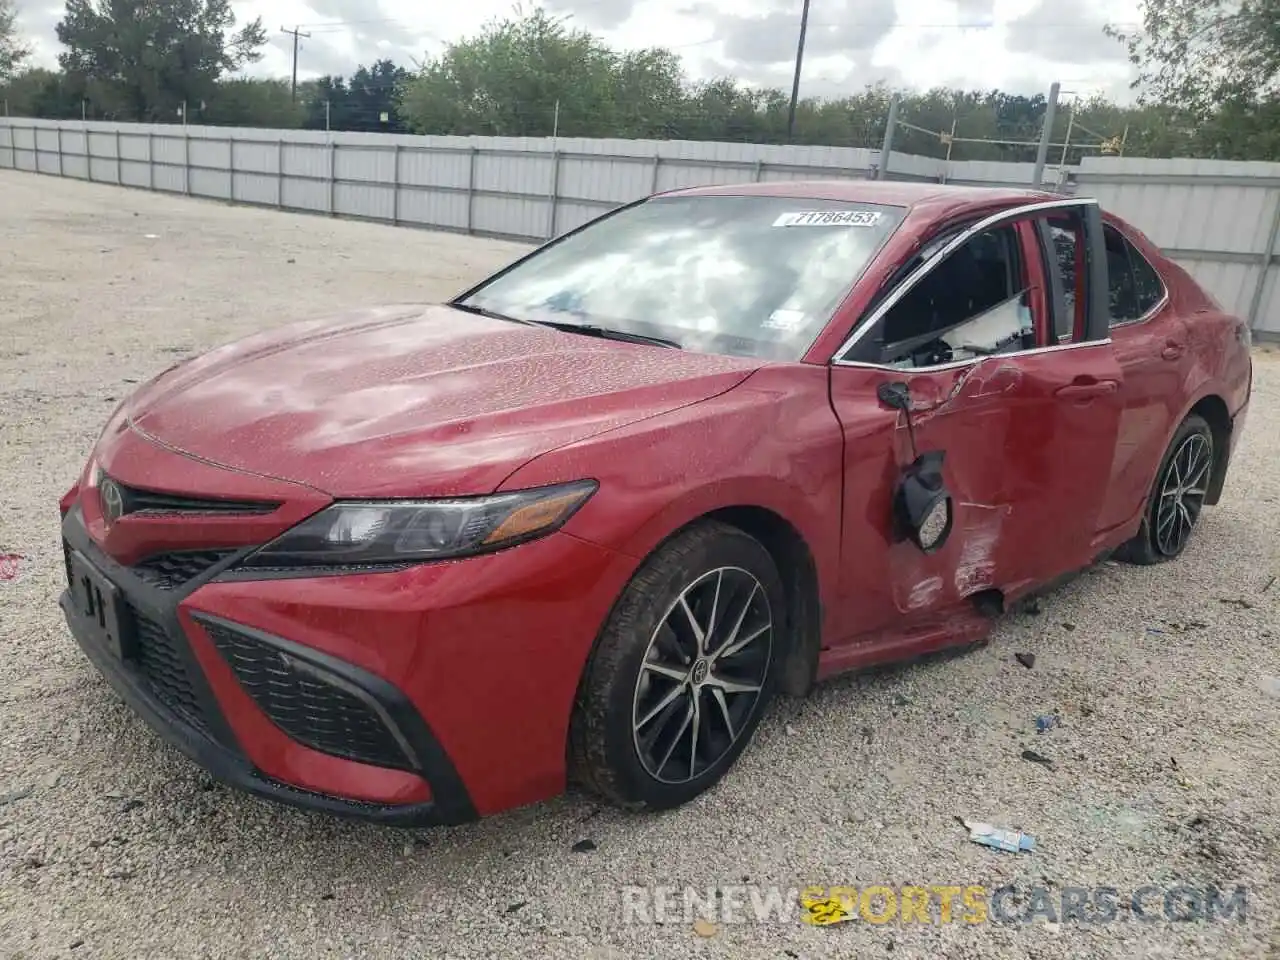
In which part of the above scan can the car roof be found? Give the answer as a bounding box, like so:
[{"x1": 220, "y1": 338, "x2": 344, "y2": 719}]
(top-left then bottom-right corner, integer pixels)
[{"x1": 659, "y1": 179, "x2": 1062, "y2": 221}]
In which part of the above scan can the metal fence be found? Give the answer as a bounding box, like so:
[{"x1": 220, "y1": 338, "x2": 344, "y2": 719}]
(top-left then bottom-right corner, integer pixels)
[{"x1": 1, "y1": 118, "x2": 1278, "y2": 338}]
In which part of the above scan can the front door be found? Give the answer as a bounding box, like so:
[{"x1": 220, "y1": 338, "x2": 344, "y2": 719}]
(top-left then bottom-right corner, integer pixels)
[{"x1": 826, "y1": 198, "x2": 1124, "y2": 647}]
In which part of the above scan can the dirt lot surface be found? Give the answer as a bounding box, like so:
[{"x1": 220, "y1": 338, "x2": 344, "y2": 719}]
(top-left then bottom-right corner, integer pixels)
[{"x1": 1, "y1": 170, "x2": 1278, "y2": 959}]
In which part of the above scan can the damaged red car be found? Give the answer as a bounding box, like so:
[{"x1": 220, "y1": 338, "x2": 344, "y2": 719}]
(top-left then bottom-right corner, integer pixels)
[{"x1": 59, "y1": 182, "x2": 1253, "y2": 825}]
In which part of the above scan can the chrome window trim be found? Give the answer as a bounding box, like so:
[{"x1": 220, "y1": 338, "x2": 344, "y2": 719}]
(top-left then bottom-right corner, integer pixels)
[
  {"x1": 831, "y1": 196, "x2": 1102, "y2": 364},
  {"x1": 831, "y1": 336, "x2": 1113, "y2": 374}
]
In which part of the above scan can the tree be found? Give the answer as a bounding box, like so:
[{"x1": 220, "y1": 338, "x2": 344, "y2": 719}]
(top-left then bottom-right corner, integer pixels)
[
  {"x1": 1107, "y1": 0, "x2": 1280, "y2": 114},
  {"x1": 55, "y1": 0, "x2": 266, "y2": 121},
  {"x1": 1, "y1": 0, "x2": 29, "y2": 82},
  {"x1": 398, "y1": 8, "x2": 636, "y2": 137},
  {"x1": 201, "y1": 78, "x2": 303, "y2": 128}
]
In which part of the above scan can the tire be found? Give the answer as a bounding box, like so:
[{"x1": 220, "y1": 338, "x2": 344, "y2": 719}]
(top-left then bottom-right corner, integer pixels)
[
  {"x1": 1115, "y1": 413, "x2": 1214, "y2": 565},
  {"x1": 569, "y1": 520, "x2": 787, "y2": 811}
]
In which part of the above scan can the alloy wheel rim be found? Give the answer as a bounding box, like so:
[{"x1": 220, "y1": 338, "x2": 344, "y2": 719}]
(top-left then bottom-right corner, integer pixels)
[
  {"x1": 1155, "y1": 432, "x2": 1212, "y2": 557},
  {"x1": 631, "y1": 566, "x2": 773, "y2": 785}
]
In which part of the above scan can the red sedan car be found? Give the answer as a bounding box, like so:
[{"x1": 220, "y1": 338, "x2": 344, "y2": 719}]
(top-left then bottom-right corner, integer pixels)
[{"x1": 59, "y1": 181, "x2": 1252, "y2": 825}]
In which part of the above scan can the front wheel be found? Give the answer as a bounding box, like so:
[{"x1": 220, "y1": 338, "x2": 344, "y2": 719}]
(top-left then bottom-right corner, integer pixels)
[
  {"x1": 569, "y1": 521, "x2": 786, "y2": 810},
  {"x1": 1116, "y1": 413, "x2": 1214, "y2": 565}
]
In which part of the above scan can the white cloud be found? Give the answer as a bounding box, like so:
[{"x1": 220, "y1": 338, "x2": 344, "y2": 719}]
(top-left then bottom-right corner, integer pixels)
[{"x1": 13, "y1": 0, "x2": 1142, "y2": 100}]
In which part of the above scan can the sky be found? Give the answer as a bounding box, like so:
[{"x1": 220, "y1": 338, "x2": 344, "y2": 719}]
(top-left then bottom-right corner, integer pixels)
[{"x1": 15, "y1": 0, "x2": 1145, "y2": 103}]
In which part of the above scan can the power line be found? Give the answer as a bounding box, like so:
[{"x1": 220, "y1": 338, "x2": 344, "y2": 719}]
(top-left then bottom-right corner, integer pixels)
[{"x1": 280, "y1": 25, "x2": 311, "y2": 101}]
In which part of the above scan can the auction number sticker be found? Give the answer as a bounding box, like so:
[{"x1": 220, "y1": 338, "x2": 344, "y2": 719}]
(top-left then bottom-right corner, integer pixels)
[{"x1": 773, "y1": 210, "x2": 883, "y2": 227}]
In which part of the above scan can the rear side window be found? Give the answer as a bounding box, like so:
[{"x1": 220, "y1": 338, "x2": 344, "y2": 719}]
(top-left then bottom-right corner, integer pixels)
[{"x1": 1104, "y1": 225, "x2": 1166, "y2": 324}]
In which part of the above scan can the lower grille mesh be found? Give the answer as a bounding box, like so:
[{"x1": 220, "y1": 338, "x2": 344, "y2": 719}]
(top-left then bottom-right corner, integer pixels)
[
  {"x1": 130, "y1": 607, "x2": 209, "y2": 732},
  {"x1": 132, "y1": 550, "x2": 236, "y2": 590},
  {"x1": 201, "y1": 621, "x2": 414, "y2": 771}
]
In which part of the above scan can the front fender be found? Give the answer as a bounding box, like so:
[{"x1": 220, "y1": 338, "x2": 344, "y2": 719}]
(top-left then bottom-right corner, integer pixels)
[{"x1": 497, "y1": 364, "x2": 847, "y2": 638}]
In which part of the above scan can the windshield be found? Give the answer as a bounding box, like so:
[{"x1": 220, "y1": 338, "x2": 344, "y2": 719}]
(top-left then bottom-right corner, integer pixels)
[{"x1": 455, "y1": 194, "x2": 906, "y2": 361}]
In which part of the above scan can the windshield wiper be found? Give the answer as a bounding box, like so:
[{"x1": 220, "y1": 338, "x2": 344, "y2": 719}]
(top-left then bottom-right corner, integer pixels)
[
  {"x1": 450, "y1": 301, "x2": 538, "y2": 326},
  {"x1": 533, "y1": 319, "x2": 682, "y2": 349}
]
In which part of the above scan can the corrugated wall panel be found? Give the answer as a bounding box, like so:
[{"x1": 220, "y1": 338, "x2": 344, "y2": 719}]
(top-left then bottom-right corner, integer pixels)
[
  {"x1": 335, "y1": 145, "x2": 395, "y2": 184},
  {"x1": 152, "y1": 135, "x2": 186, "y2": 167},
  {"x1": 119, "y1": 133, "x2": 150, "y2": 162},
  {"x1": 232, "y1": 140, "x2": 279, "y2": 175},
  {"x1": 399, "y1": 148, "x2": 470, "y2": 190},
  {"x1": 398, "y1": 188, "x2": 468, "y2": 230},
  {"x1": 189, "y1": 137, "x2": 230, "y2": 171},
  {"x1": 334, "y1": 181, "x2": 395, "y2": 221},
  {"x1": 153, "y1": 164, "x2": 185, "y2": 193},
  {"x1": 1257, "y1": 268, "x2": 1280, "y2": 335},
  {"x1": 88, "y1": 157, "x2": 119, "y2": 183},
  {"x1": 120, "y1": 160, "x2": 150, "y2": 188},
  {"x1": 233, "y1": 172, "x2": 278, "y2": 206},
  {"x1": 1181, "y1": 260, "x2": 1259, "y2": 319},
  {"x1": 281, "y1": 177, "x2": 329, "y2": 213},
  {"x1": 189, "y1": 168, "x2": 230, "y2": 199}
]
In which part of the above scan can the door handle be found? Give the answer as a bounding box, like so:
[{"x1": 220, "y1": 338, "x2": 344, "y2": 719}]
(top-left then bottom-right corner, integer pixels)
[
  {"x1": 1162, "y1": 339, "x2": 1186, "y2": 361},
  {"x1": 1055, "y1": 380, "x2": 1119, "y2": 401}
]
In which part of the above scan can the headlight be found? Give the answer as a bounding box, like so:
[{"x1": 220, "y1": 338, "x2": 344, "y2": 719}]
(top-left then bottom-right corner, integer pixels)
[{"x1": 240, "y1": 480, "x2": 598, "y2": 569}]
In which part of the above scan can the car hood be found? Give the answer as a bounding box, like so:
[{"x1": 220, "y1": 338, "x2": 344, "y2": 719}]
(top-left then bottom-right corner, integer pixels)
[{"x1": 126, "y1": 304, "x2": 762, "y2": 497}]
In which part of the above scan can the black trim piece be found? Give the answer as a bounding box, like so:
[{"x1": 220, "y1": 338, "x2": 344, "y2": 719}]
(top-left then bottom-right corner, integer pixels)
[
  {"x1": 197, "y1": 615, "x2": 421, "y2": 773},
  {"x1": 1034, "y1": 218, "x2": 1070, "y2": 346},
  {"x1": 99, "y1": 470, "x2": 281, "y2": 518},
  {"x1": 191, "y1": 611, "x2": 476, "y2": 824},
  {"x1": 62, "y1": 508, "x2": 248, "y2": 755},
  {"x1": 1081, "y1": 203, "x2": 1111, "y2": 343}
]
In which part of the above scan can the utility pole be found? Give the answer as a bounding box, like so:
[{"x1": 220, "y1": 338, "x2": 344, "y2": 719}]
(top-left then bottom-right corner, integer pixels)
[
  {"x1": 785, "y1": 0, "x2": 812, "y2": 142},
  {"x1": 1032, "y1": 81, "x2": 1061, "y2": 187},
  {"x1": 281, "y1": 25, "x2": 311, "y2": 101}
]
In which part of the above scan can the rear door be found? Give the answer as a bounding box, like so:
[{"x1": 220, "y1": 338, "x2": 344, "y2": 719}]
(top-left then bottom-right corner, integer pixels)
[{"x1": 826, "y1": 198, "x2": 1124, "y2": 642}]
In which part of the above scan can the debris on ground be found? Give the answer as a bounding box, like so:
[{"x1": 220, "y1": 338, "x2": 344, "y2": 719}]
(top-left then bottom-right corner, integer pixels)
[
  {"x1": 1062, "y1": 622, "x2": 1076, "y2": 631},
  {"x1": 1219, "y1": 597, "x2": 1255, "y2": 609},
  {"x1": 892, "y1": 693, "x2": 910, "y2": 707},
  {"x1": 962, "y1": 820, "x2": 1036, "y2": 853},
  {"x1": 692, "y1": 919, "x2": 719, "y2": 937},
  {"x1": 1021, "y1": 750, "x2": 1054, "y2": 767},
  {"x1": 118, "y1": 799, "x2": 144, "y2": 814},
  {"x1": 1263, "y1": 576, "x2": 1276, "y2": 593},
  {"x1": 571, "y1": 839, "x2": 596, "y2": 853},
  {"x1": 1260, "y1": 676, "x2": 1280, "y2": 700},
  {"x1": 0, "y1": 553, "x2": 27, "y2": 582},
  {"x1": 505, "y1": 901, "x2": 527, "y2": 915},
  {"x1": 1014, "y1": 652, "x2": 1036, "y2": 669},
  {"x1": 1024, "y1": 599, "x2": 1042, "y2": 616},
  {"x1": 1035, "y1": 714, "x2": 1061, "y2": 733}
]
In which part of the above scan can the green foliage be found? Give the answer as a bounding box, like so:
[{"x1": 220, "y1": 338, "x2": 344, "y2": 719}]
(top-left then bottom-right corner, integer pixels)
[
  {"x1": 199, "y1": 78, "x2": 303, "y2": 128},
  {"x1": 55, "y1": 0, "x2": 266, "y2": 120},
  {"x1": 1107, "y1": 0, "x2": 1280, "y2": 114},
  {"x1": 0, "y1": 0, "x2": 29, "y2": 82}
]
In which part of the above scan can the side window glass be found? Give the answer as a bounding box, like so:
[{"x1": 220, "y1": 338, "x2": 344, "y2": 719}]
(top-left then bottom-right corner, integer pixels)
[
  {"x1": 877, "y1": 226, "x2": 1035, "y2": 369},
  {"x1": 1103, "y1": 224, "x2": 1159, "y2": 324},
  {"x1": 1128, "y1": 241, "x2": 1166, "y2": 316},
  {"x1": 1046, "y1": 221, "x2": 1080, "y2": 341}
]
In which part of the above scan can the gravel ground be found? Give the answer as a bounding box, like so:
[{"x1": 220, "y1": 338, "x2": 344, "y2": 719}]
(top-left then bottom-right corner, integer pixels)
[{"x1": 1, "y1": 169, "x2": 1278, "y2": 960}]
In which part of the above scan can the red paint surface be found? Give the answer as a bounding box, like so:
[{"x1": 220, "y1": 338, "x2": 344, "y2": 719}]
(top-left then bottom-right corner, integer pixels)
[{"x1": 67, "y1": 182, "x2": 1254, "y2": 818}]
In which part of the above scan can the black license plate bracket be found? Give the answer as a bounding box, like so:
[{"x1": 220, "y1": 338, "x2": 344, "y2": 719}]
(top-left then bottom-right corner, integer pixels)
[{"x1": 67, "y1": 549, "x2": 137, "y2": 661}]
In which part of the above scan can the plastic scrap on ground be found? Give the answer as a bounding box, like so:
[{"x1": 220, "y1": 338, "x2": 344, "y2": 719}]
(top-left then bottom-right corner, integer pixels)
[
  {"x1": 963, "y1": 820, "x2": 1036, "y2": 853},
  {"x1": 0, "y1": 553, "x2": 27, "y2": 583}
]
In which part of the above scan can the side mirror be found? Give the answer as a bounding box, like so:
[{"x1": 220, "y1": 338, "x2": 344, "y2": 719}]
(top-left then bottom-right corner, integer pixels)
[
  {"x1": 893, "y1": 449, "x2": 954, "y2": 553},
  {"x1": 877, "y1": 381, "x2": 911, "y2": 411}
]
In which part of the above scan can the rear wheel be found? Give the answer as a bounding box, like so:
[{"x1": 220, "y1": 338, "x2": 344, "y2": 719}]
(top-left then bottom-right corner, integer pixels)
[
  {"x1": 569, "y1": 521, "x2": 785, "y2": 810},
  {"x1": 1116, "y1": 414, "x2": 1214, "y2": 565}
]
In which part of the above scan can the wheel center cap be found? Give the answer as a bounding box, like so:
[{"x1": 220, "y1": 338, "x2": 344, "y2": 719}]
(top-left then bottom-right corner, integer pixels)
[{"x1": 690, "y1": 659, "x2": 710, "y2": 685}]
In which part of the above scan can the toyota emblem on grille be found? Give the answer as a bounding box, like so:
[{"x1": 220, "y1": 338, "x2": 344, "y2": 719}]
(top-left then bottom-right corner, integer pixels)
[{"x1": 100, "y1": 478, "x2": 125, "y2": 525}]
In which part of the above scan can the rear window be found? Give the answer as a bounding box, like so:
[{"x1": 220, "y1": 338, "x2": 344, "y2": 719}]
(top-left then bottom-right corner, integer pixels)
[{"x1": 459, "y1": 194, "x2": 906, "y2": 361}]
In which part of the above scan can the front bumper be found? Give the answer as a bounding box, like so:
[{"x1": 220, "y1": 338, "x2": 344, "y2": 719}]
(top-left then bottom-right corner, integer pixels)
[
  {"x1": 60, "y1": 490, "x2": 636, "y2": 823},
  {"x1": 60, "y1": 508, "x2": 475, "y2": 826}
]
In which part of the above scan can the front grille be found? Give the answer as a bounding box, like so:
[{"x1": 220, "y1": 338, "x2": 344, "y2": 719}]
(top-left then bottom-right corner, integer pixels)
[
  {"x1": 100, "y1": 472, "x2": 280, "y2": 518},
  {"x1": 201, "y1": 621, "x2": 414, "y2": 772},
  {"x1": 130, "y1": 606, "x2": 209, "y2": 732},
  {"x1": 132, "y1": 550, "x2": 237, "y2": 590}
]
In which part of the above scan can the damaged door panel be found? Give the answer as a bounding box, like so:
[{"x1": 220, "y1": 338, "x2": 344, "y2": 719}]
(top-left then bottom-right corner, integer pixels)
[{"x1": 822, "y1": 196, "x2": 1123, "y2": 672}]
